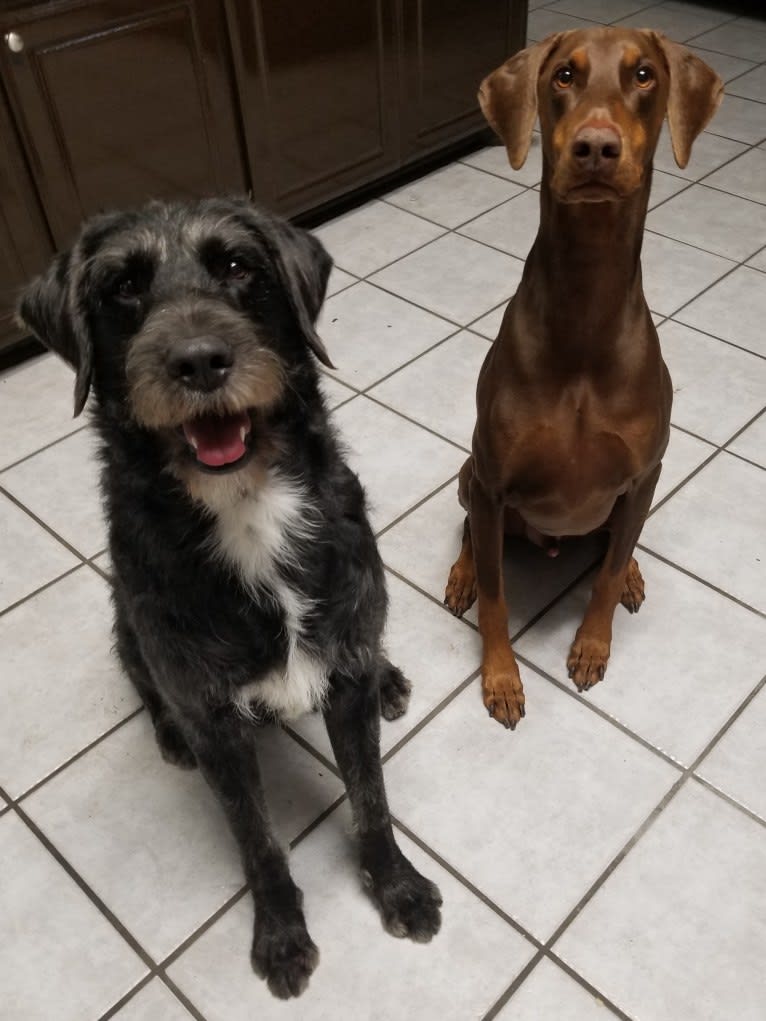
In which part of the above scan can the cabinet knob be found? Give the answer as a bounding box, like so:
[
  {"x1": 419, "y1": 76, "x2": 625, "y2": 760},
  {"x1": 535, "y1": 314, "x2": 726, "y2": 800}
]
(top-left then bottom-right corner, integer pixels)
[{"x1": 5, "y1": 31, "x2": 24, "y2": 54}]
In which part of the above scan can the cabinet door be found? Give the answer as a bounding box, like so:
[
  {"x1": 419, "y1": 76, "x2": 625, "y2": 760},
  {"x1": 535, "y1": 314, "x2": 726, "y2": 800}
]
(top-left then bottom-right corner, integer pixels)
[
  {"x1": 0, "y1": 86, "x2": 52, "y2": 357},
  {"x1": 229, "y1": 0, "x2": 399, "y2": 217},
  {"x1": 0, "y1": 0, "x2": 246, "y2": 248},
  {"x1": 400, "y1": 0, "x2": 526, "y2": 157}
]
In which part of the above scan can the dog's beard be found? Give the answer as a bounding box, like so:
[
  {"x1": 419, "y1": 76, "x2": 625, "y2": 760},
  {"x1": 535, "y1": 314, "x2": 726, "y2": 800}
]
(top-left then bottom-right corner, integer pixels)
[{"x1": 127, "y1": 338, "x2": 285, "y2": 476}]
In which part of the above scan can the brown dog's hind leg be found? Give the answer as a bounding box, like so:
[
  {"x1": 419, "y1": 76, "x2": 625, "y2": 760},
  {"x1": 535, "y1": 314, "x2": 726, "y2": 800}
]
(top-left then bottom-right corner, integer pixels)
[
  {"x1": 444, "y1": 515, "x2": 477, "y2": 617},
  {"x1": 445, "y1": 458, "x2": 478, "y2": 616},
  {"x1": 620, "y1": 556, "x2": 645, "y2": 614}
]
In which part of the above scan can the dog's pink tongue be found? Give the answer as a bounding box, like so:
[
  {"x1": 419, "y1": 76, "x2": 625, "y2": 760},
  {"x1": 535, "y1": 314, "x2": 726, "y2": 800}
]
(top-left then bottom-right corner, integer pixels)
[{"x1": 183, "y1": 412, "x2": 250, "y2": 467}]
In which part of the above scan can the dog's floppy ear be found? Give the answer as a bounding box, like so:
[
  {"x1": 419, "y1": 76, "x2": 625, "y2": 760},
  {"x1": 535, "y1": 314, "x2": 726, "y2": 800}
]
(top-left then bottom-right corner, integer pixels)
[
  {"x1": 478, "y1": 33, "x2": 563, "y2": 170},
  {"x1": 16, "y1": 249, "x2": 93, "y2": 417},
  {"x1": 652, "y1": 33, "x2": 723, "y2": 169},
  {"x1": 260, "y1": 216, "x2": 335, "y2": 369}
]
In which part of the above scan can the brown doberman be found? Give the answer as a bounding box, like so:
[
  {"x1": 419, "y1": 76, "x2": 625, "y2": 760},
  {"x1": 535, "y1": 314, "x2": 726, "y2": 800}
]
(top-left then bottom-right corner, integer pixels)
[{"x1": 444, "y1": 28, "x2": 722, "y2": 729}]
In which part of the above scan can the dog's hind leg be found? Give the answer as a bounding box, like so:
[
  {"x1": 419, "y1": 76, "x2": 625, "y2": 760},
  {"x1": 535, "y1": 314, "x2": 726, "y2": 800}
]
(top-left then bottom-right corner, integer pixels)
[
  {"x1": 114, "y1": 606, "x2": 196, "y2": 769},
  {"x1": 323, "y1": 668, "x2": 442, "y2": 942},
  {"x1": 174, "y1": 708, "x2": 319, "y2": 999},
  {"x1": 379, "y1": 660, "x2": 411, "y2": 721}
]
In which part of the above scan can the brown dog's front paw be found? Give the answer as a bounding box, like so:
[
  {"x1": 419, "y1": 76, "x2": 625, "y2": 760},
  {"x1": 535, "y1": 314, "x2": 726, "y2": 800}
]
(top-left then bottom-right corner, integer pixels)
[
  {"x1": 482, "y1": 660, "x2": 525, "y2": 730},
  {"x1": 444, "y1": 562, "x2": 477, "y2": 617},
  {"x1": 567, "y1": 634, "x2": 610, "y2": 692},
  {"x1": 251, "y1": 919, "x2": 319, "y2": 999},
  {"x1": 620, "y1": 556, "x2": 645, "y2": 614}
]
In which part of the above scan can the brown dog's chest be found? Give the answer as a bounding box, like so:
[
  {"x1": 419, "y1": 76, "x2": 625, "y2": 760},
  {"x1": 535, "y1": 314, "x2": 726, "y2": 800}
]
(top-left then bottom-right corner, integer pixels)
[
  {"x1": 507, "y1": 424, "x2": 633, "y2": 535},
  {"x1": 493, "y1": 388, "x2": 662, "y2": 536}
]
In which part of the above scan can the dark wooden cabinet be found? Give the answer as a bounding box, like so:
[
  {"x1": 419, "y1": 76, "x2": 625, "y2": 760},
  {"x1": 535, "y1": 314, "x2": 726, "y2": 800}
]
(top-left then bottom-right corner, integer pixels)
[
  {"x1": 400, "y1": 0, "x2": 522, "y2": 156},
  {"x1": 228, "y1": 0, "x2": 400, "y2": 215},
  {"x1": 0, "y1": 82, "x2": 53, "y2": 363},
  {"x1": 0, "y1": 0, "x2": 526, "y2": 357},
  {"x1": 0, "y1": 0, "x2": 246, "y2": 249}
]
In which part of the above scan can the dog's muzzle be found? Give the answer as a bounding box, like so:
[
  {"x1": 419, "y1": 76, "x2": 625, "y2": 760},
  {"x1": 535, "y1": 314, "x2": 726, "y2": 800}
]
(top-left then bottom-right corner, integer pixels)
[
  {"x1": 164, "y1": 335, "x2": 253, "y2": 471},
  {"x1": 126, "y1": 300, "x2": 285, "y2": 474}
]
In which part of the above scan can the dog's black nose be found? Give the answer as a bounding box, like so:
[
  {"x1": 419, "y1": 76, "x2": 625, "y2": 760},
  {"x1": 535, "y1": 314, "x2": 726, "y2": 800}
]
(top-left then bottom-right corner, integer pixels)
[
  {"x1": 571, "y1": 125, "x2": 622, "y2": 172},
  {"x1": 167, "y1": 337, "x2": 234, "y2": 392}
]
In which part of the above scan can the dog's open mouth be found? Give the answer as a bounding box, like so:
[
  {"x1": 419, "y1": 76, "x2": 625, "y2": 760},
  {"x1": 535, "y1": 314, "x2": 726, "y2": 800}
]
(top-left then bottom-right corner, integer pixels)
[{"x1": 181, "y1": 411, "x2": 253, "y2": 472}]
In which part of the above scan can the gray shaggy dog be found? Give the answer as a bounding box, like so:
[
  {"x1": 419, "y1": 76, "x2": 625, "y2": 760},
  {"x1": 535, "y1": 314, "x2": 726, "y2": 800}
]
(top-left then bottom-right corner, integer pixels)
[{"x1": 18, "y1": 197, "x2": 441, "y2": 999}]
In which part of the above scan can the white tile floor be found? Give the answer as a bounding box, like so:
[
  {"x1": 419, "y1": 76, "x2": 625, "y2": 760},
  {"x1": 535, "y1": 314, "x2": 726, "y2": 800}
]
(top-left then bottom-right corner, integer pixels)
[{"x1": 1, "y1": 2, "x2": 765, "y2": 1019}]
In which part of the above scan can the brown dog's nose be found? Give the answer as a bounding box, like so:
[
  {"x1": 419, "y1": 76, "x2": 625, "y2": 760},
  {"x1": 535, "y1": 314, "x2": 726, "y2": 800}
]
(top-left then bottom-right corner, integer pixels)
[
  {"x1": 167, "y1": 336, "x2": 234, "y2": 392},
  {"x1": 571, "y1": 125, "x2": 622, "y2": 173}
]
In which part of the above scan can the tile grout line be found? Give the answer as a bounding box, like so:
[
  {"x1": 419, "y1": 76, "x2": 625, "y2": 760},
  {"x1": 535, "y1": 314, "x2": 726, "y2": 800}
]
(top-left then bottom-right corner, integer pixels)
[
  {"x1": 13, "y1": 708, "x2": 145, "y2": 808},
  {"x1": 10, "y1": 800, "x2": 161, "y2": 975},
  {"x1": 95, "y1": 975, "x2": 156, "y2": 1021},
  {"x1": 0, "y1": 482, "x2": 92, "y2": 565},
  {"x1": 515, "y1": 654, "x2": 685, "y2": 772},
  {"x1": 636, "y1": 543, "x2": 766, "y2": 619},
  {"x1": 691, "y1": 772, "x2": 766, "y2": 831},
  {"x1": 481, "y1": 668, "x2": 766, "y2": 1019},
  {"x1": 666, "y1": 317, "x2": 766, "y2": 363},
  {"x1": 154, "y1": 975, "x2": 208, "y2": 1021},
  {"x1": 375, "y1": 471, "x2": 460, "y2": 541},
  {"x1": 725, "y1": 448, "x2": 766, "y2": 472},
  {"x1": 547, "y1": 669, "x2": 766, "y2": 946},
  {"x1": 644, "y1": 448, "x2": 721, "y2": 520},
  {"x1": 0, "y1": 421, "x2": 88, "y2": 475},
  {"x1": 360, "y1": 324, "x2": 468, "y2": 395},
  {"x1": 381, "y1": 180, "x2": 537, "y2": 234},
  {"x1": 0, "y1": 561, "x2": 84, "y2": 620}
]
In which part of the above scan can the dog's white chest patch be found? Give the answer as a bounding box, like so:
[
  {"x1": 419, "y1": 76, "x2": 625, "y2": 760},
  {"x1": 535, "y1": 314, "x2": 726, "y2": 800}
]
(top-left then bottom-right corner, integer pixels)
[{"x1": 210, "y1": 472, "x2": 329, "y2": 720}]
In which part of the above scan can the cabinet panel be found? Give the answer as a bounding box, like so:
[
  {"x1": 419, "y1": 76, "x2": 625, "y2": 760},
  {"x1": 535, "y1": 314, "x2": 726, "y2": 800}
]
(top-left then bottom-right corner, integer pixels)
[
  {"x1": 0, "y1": 84, "x2": 52, "y2": 355},
  {"x1": 401, "y1": 0, "x2": 525, "y2": 155},
  {"x1": 231, "y1": 0, "x2": 399, "y2": 216},
  {"x1": 1, "y1": 0, "x2": 246, "y2": 247}
]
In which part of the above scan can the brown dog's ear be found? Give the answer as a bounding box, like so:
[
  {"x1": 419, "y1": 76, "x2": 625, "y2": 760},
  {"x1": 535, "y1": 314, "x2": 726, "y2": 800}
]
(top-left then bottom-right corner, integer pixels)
[
  {"x1": 653, "y1": 34, "x2": 723, "y2": 169},
  {"x1": 478, "y1": 33, "x2": 563, "y2": 170},
  {"x1": 16, "y1": 249, "x2": 93, "y2": 417}
]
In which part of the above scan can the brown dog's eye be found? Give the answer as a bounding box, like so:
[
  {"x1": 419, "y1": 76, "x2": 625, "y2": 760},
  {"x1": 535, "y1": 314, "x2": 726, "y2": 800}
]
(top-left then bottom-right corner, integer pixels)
[
  {"x1": 554, "y1": 66, "x2": 574, "y2": 88},
  {"x1": 635, "y1": 66, "x2": 654, "y2": 87}
]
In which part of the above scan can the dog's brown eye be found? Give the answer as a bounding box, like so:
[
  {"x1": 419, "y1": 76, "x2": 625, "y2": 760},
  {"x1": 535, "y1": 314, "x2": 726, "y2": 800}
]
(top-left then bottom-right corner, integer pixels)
[
  {"x1": 635, "y1": 65, "x2": 654, "y2": 87},
  {"x1": 117, "y1": 278, "x2": 139, "y2": 300},
  {"x1": 225, "y1": 258, "x2": 250, "y2": 281},
  {"x1": 554, "y1": 66, "x2": 574, "y2": 88}
]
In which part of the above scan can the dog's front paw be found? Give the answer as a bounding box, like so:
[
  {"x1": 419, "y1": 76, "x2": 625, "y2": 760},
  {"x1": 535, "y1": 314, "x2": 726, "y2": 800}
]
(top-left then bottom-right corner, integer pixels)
[
  {"x1": 482, "y1": 656, "x2": 525, "y2": 730},
  {"x1": 154, "y1": 716, "x2": 197, "y2": 769},
  {"x1": 364, "y1": 860, "x2": 443, "y2": 943},
  {"x1": 251, "y1": 919, "x2": 319, "y2": 999},
  {"x1": 380, "y1": 663, "x2": 412, "y2": 721},
  {"x1": 567, "y1": 633, "x2": 610, "y2": 691}
]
